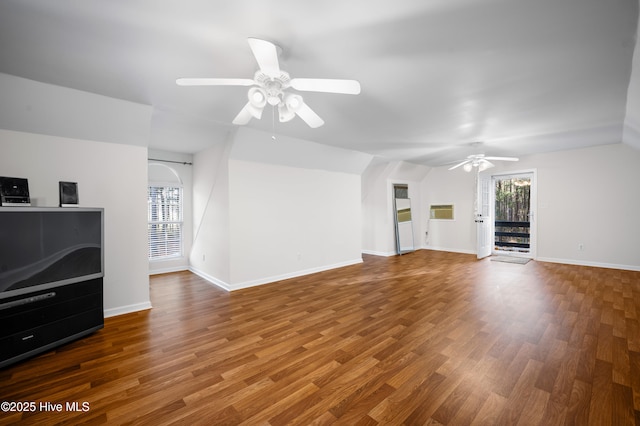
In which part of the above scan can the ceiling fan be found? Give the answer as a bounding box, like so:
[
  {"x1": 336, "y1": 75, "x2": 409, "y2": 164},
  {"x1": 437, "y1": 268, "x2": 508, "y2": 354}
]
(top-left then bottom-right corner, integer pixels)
[
  {"x1": 176, "y1": 38, "x2": 361, "y2": 128},
  {"x1": 448, "y1": 154, "x2": 519, "y2": 172}
]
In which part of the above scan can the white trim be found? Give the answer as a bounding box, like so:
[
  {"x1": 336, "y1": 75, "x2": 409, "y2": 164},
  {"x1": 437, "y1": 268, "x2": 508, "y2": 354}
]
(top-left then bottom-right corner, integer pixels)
[
  {"x1": 188, "y1": 266, "x2": 231, "y2": 291},
  {"x1": 362, "y1": 249, "x2": 396, "y2": 257},
  {"x1": 104, "y1": 301, "x2": 152, "y2": 318},
  {"x1": 490, "y1": 169, "x2": 536, "y2": 179},
  {"x1": 149, "y1": 266, "x2": 189, "y2": 275},
  {"x1": 536, "y1": 257, "x2": 640, "y2": 272},
  {"x1": 191, "y1": 258, "x2": 363, "y2": 292},
  {"x1": 492, "y1": 250, "x2": 532, "y2": 259},
  {"x1": 422, "y1": 245, "x2": 476, "y2": 255},
  {"x1": 489, "y1": 168, "x2": 538, "y2": 259},
  {"x1": 230, "y1": 259, "x2": 364, "y2": 291}
]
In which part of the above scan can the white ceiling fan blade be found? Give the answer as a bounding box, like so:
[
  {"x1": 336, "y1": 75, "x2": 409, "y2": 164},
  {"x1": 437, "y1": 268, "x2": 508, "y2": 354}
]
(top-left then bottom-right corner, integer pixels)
[
  {"x1": 232, "y1": 103, "x2": 253, "y2": 125},
  {"x1": 176, "y1": 78, "x2": 254, "y2": 86},
  {"x1": 295, "y1": 102, "x2": 324, "y2": 128},
  {"x1": 483, "y1": 156, "x2": 519, "y2": 162},
  {"x1": 248, "y1": 38, "x2": 280, "y2": 75},
  {"x1": 232, "y1": 102, "x2": 265, "y2": 125},
  {"x1": 448, "y1": 160, "x2": 470, "y2": 170},
  {"x1": 290, "y1": 78, "x2": 361, "y2": 94}
]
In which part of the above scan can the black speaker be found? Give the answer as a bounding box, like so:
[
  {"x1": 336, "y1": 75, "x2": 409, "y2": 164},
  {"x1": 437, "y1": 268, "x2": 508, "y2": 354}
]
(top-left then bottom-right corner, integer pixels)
[
  {"x1": 0, "y1": 177, "x2": 30, "y2": 206},
  {"x1": 59, "y1": 181, "x2": 79, "y2": 207}
]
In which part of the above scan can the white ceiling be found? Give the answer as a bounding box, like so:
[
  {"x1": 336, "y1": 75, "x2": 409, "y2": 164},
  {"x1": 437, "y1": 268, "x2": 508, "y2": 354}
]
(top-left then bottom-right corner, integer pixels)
[{"x1": 0, "y1": 0, "x2": 638, "y2": 166}]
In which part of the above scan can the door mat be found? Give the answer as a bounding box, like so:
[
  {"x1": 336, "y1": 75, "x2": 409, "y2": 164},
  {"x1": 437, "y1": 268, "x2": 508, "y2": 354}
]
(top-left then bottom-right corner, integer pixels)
[{"x1": 490, "y1": 256, "x2": 530, "y2": 265}]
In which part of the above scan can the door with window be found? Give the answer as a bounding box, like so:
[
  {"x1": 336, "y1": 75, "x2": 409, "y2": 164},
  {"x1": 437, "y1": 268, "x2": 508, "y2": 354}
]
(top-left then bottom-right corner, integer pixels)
[
  {"x1": 492, "y1": 172, "x2": 536, "y2": 258},
  {"x1": 476, "y1": 173, "x2": 492, "y2": 259}
]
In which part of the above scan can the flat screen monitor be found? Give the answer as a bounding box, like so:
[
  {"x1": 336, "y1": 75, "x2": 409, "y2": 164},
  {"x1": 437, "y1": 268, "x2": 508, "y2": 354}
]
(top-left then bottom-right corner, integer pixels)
[{"x1": 0, "y1": 207, "x2": 104, "y2": 299}]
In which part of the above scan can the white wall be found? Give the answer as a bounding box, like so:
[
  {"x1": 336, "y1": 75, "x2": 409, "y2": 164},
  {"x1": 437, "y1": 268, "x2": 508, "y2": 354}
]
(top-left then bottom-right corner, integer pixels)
[
  {"x1": 0, "y1": 129, "x2": 151, "y2": 316},
  {"x1": 189, "y1": 136, "x2": 233, "y2": 287},
  {"x1": 148, "y1": 149, "x2": 194, "y2": 275},
  {"x1": 189, "y1": 127, "x2": 369, "y2": 290},
  {"x1": 362, "y1": 161, "x2": 397, "y2": 256},
  {"x1": 422, "y1": 143, "x2": 640, "y2": 270},
  {"x1": 361, "y1": 160, "x2": 431, "y2": 256},
  {"x1": 422, "y1": 166, "x2": 477, "y2": 254},
  {"x1": 228, "y1": 160, "x2": 362, "y2": 288},
  {"x1": 518, "y1": 144, "x2": 640, "y2": 269}
]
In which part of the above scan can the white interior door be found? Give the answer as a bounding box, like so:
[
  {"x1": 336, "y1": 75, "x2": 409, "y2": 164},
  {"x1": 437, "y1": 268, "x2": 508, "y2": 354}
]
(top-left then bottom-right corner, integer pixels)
[{"x1": 476, "y1": 172, "x2": 492, "y2": 259}]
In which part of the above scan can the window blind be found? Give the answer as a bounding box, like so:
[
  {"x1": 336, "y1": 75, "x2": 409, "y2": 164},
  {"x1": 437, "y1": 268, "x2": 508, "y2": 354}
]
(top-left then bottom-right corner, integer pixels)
[{"x1": 148, "y1": 185, "x2": 183, "y2": 260}]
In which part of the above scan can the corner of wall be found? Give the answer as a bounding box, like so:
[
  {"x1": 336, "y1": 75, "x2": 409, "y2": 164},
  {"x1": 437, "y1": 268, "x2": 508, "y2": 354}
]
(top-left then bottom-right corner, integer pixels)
[{"x1": 189, "y1": 137, "x2": 234, "y2": 284}]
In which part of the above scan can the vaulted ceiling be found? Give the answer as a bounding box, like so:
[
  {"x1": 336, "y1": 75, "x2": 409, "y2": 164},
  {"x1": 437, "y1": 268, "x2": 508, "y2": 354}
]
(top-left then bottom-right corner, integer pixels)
[{"x1": 0, "y1": 0, "x2": 638, "y2": 166}]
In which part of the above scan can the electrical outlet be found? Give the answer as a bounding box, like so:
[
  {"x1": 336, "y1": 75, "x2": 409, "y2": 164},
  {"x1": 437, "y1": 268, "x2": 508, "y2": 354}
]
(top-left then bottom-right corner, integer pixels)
[
  {"x1": 202, "y1": 254, "x2": 206, "y2": 261},
  {"x1": 578, "y1": 244, "x2": 584, "y2": 251}
]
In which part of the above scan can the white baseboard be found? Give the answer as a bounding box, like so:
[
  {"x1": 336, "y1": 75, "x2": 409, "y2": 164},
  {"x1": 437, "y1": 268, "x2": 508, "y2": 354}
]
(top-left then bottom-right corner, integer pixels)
[
  {"x1": 188, "y1": 267, "x2": 231, "y2": 291},
  {"x1": 190, "y1": 258, "x2": 363, "y2": 292},
  {"x1": 422, "y1": 245, "x2": 476, "y2": 255},
  {"x1": 422, "y1": 247, "x2": 639, "y2": 271},
  {"x1": 104, "y1": 301, "x2": 152, "y2": 318},
  {"x1": 361, "y1": 249, "x2": 396, "y2": 257},
  {"x1": 230, "y1": 258, "x2": 364, "y2": 291},
  {"x1": 149, "y1": 266, "x2": 189, "y2": 275},
  {"x1": 363, "y1": 247, "x2": 478, "y2": 257},
  {"x1": 536, "y1": 257, "x2": 640, "y2": 272}
]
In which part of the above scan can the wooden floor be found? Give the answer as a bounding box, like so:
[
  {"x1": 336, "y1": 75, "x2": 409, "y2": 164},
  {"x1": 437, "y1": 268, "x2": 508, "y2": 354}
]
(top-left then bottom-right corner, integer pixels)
[{"x1": 2, "y1": 250, "x2": 640, "y2": 425}]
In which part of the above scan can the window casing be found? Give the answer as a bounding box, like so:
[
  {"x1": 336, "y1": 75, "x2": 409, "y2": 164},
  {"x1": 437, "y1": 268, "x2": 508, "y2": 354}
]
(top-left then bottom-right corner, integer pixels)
[{"x1": 148, "y1": 185, "x2": 183, "y2": 260}]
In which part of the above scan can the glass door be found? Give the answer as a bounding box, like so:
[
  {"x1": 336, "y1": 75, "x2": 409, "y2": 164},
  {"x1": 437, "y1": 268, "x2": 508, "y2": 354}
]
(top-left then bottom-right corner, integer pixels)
[{"x1": 493, "y1": 173, "x2": 533, "y2": 257}]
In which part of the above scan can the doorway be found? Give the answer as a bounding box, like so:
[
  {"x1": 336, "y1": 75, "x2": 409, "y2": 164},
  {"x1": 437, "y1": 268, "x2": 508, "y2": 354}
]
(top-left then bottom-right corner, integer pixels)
[{"x1": 492, "y1": 171, "x2": 536, "y2": 258}]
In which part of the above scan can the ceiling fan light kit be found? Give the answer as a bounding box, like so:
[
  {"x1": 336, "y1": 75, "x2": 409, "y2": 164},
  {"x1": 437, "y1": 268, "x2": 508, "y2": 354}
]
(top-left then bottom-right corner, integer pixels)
[
  {"x1": 250, "y1": 88, "x2": 265, "y2": 105},
  {"x1": 176, "y1": 38, "x2": 361, "y2": 128},
  {"x1": 278, "y1": 93, "x2": 302, "y2": 123}
]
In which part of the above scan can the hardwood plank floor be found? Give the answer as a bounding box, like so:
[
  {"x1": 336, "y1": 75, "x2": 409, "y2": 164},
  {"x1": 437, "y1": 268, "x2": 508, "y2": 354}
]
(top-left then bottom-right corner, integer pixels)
[{"x1": 2, "y1": 250, "x2": 640, "y2": 425}]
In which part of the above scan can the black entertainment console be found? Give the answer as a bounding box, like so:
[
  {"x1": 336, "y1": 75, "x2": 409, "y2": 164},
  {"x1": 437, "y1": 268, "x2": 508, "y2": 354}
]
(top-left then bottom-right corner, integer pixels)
[
  {"x1": 0, "y1": 207, "x2": 104, "y2": 369},
  {"x1": 0, "y1": 277, "x2": 103, "y2": 368}
]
